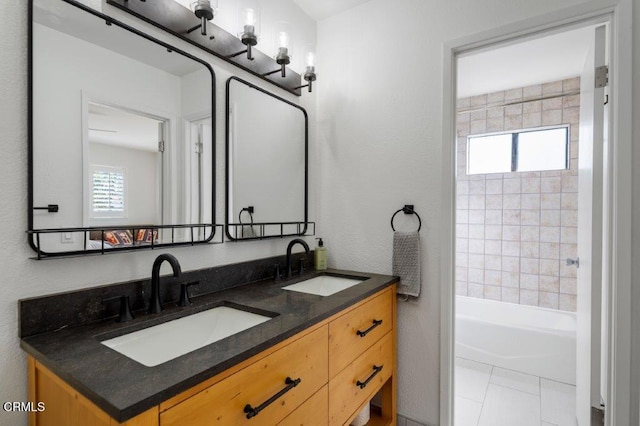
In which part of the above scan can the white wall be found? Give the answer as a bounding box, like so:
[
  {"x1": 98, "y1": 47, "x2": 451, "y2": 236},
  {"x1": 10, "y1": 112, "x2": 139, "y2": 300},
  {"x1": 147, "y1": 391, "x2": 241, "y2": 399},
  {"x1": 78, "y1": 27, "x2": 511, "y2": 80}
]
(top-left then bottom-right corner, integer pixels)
[
  {"x1": 0, "y1": 1, "x2": 316, "y2": 425},
  {"x1": 315, "y1": 0, "x2": 637, "y2": 424}
]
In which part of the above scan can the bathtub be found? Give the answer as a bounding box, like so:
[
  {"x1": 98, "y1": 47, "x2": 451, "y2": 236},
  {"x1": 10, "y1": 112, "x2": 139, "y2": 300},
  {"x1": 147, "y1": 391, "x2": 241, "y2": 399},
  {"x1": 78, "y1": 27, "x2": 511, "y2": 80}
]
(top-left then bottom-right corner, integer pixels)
[{"x1": 455, "y1": 296, "x2": 577, "y2": 385}]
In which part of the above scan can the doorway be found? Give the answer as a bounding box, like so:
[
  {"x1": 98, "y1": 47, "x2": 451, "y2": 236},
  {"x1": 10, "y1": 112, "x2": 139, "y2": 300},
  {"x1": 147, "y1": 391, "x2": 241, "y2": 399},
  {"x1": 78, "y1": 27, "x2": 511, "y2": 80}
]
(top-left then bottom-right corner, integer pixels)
[
  {"x1": 83, "y1": 101, "x2": 166, "y2": 228},
  {"x1": 450, "y1": 21, "x2": 609, "y2": 426}
]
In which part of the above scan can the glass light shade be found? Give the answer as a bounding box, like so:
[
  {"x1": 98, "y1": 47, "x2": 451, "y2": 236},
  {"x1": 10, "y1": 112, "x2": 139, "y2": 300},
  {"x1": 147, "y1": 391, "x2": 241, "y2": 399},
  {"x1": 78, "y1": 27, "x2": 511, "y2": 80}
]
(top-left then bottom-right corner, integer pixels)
[
  {"x1": 301, "y1": 43, "x2": 316, "y2": 68},
  {"x1": 306, "y1": 51, "x2": 315, "y2": 67},
  {"x1": 239, "y1": 4, "x2": 260, "y2": 36},
  {"x1": 243, "y1": 7, "x2": 256, "y2": 26},
  {"x1": 278, "y1": 31, "x2": 290, "y2": 49},
  {"x1": 274, "y1": 22, "x2": 292, "y2": 49}
]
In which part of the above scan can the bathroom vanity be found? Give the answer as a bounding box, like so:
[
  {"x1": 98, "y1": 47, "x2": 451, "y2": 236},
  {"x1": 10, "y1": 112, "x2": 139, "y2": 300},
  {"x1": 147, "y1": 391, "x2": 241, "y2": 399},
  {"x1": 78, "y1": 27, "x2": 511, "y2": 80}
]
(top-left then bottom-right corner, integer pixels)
[{"x1": 21, "y1": 266, "x2": 398, "y2": 425}]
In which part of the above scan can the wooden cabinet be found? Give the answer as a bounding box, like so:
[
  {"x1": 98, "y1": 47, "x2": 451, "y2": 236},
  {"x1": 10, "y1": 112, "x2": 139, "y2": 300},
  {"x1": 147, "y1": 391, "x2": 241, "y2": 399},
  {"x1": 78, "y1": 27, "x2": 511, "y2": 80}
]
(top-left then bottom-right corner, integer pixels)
[
  {"x1": 329, "y1": 289, "x2": 393, "y2": 378},
  {"x1": 28, "y1": 357, "x2": 158, "y2": 426},
  {"x1": 160, "y1": 326, "x2": 328, "y2": 426},
  {"x1": 329, "y1": 332, "x2": 393, "y2": 425},
  {"x1": 328, "y1": 289, "x2": 396, "y2": 426},
  {"x1": 28, "y1": 284, "x2": 397, "y2": 426},
  {"x1": 277, "y1": 386, "x2": 328, "y2": 426}
]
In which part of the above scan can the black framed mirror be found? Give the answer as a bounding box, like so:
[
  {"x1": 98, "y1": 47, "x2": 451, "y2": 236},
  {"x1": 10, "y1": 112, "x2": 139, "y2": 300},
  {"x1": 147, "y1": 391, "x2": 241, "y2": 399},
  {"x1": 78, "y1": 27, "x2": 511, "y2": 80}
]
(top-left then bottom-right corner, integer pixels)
[
  {"x1": 29, "y1": 0, "x2": 218, "y2": 258},
  {"x1": 225, "y1": 77, "x2": 309, "y2": 241}
]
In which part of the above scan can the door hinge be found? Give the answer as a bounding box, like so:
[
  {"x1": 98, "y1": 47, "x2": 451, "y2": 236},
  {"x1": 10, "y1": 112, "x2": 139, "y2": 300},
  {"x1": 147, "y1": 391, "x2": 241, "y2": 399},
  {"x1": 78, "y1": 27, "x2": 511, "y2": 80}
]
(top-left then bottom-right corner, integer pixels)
[
  {"x1": 158, "y1": 140, "x2": 165, "y2": 153},
  {"x1": 195, "y1": 126, "x2": 203, "y2": 154},
  {"x1": 595, "y1": 65, "x2": 608, "y2": 88},
  {"x1": 566, "y1": 257, "x2": 580, "y2": 268}
]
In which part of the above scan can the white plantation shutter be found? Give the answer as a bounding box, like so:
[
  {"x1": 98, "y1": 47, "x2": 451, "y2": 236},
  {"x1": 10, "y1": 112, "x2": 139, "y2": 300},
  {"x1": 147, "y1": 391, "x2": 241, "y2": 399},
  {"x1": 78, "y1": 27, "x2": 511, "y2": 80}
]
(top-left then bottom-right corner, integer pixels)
[{"x1": 91, "y1": 166, "x2": 126, "y2": 218}]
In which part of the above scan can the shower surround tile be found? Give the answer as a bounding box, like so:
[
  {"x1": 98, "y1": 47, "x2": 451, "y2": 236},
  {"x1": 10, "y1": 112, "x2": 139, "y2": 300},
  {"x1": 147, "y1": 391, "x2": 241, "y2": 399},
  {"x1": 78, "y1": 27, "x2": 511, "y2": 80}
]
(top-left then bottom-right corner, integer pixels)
[{"x1": 456, "y1": 78, "x2": 579, "y2": 312}]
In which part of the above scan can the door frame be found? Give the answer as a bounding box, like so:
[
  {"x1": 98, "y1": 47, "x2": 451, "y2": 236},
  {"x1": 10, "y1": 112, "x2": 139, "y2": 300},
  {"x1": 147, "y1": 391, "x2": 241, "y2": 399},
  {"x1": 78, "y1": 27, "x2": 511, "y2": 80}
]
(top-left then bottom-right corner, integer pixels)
[{"x1": 439, "y1": 1, "x2": 633, "y2": 425}]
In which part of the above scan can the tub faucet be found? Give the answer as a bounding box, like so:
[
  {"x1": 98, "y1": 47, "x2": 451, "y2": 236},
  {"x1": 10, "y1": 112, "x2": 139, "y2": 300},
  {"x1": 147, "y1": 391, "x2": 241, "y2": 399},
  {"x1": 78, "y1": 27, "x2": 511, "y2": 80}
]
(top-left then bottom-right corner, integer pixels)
[
  {"x1": 149, "y1": 253, "x2": 182, "y2": 314},
  {"x1": 285, "y1": 239, "x2": 310, "y2": 278}
]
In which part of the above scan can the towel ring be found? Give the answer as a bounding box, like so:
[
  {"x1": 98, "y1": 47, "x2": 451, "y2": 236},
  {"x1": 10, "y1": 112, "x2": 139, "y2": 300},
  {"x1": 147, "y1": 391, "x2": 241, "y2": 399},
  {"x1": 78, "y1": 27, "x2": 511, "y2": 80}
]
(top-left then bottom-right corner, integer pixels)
[{"x1": 390, "y1": 205, "x2": 422, "y2": 232}]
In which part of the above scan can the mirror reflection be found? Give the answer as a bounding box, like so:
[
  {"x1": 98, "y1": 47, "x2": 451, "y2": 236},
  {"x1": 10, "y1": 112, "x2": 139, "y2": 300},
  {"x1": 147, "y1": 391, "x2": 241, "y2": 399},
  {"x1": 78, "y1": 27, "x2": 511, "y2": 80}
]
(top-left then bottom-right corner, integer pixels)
[
  {"x1": 226, "y1": 77, "x2": 307, "y2": 240},
  {"x1": 30, "y1": 0, "x2": 215, "y2": 255}
]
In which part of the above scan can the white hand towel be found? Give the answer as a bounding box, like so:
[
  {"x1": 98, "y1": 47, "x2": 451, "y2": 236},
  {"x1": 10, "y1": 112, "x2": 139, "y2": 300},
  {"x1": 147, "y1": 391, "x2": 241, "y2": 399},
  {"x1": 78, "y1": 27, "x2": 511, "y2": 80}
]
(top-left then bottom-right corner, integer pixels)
[{"x1": 393, "y1": 231, "x2": 421, "y2": 298}]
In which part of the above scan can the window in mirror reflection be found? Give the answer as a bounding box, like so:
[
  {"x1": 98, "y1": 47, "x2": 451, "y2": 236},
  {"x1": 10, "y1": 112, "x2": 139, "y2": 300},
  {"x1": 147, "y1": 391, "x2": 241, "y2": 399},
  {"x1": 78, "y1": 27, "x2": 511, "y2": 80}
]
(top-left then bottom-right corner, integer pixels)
[{"x1": 90, "y1": 165, "x2": 126, "y2": 218}]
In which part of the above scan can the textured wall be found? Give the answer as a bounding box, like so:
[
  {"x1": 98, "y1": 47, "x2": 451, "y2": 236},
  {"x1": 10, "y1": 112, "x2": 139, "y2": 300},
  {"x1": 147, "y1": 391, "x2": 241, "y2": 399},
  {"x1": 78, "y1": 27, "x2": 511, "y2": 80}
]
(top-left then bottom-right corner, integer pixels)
[{"x1": 455, "y1": 78, "x2": 580, "y2": 312}]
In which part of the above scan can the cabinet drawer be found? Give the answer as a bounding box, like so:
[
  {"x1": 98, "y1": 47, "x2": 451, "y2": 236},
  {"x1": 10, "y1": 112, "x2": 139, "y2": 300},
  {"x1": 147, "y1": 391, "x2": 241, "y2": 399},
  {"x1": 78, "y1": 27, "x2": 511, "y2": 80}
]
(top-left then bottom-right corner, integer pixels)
[
  {"x1": 329, "y1": 289, "x2": 392, "y2": 378},
  {"x1": 161, "y1": 326, "x2": 328, "y2": 426},
  {"x1": 328, "y1": 331, "x2": 393, "y2": 426},
  {"x1": 278, "y1": 385, "x2": 328, "y2": 426}
]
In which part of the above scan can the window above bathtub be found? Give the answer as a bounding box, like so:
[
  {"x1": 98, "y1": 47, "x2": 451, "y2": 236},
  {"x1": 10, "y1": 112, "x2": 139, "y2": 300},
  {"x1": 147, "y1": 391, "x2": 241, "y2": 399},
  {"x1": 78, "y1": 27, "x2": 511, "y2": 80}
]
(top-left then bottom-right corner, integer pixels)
[{"x1": 466, "y1": 126, "x2": 569, "y2": 175}]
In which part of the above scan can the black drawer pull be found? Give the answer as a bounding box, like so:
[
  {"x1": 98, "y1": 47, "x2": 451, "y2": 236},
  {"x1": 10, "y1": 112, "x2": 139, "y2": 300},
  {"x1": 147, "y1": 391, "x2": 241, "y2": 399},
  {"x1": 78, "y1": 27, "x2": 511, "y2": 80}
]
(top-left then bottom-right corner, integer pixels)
[
  {"x1": 244, "y1": 376, "x2": 301, "y2": 419},
  {"x1": 356, "y1": 365, "x2": 383, "y2": 389},
  {"x1": 356, "y1": 319, "x2": 383, "y2": 337}
]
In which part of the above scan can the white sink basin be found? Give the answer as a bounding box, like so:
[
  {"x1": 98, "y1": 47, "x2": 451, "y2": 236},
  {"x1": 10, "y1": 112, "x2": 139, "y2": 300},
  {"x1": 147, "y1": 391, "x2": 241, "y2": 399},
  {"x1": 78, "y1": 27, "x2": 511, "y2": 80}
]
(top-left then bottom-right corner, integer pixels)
[
  {"x1": 281, "y1": 275, "x2": 364, "y2": 297},
  {"x1": 101, "y1": 306, "x2": 272, "y2": 367}
]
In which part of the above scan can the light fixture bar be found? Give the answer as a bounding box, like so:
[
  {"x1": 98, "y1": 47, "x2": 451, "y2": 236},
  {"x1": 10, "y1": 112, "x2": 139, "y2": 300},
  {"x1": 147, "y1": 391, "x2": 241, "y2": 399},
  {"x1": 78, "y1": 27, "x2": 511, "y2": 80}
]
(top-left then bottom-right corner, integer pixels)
[{"x1": 106, "y1": 0, "x2": 303, "y2": 96}]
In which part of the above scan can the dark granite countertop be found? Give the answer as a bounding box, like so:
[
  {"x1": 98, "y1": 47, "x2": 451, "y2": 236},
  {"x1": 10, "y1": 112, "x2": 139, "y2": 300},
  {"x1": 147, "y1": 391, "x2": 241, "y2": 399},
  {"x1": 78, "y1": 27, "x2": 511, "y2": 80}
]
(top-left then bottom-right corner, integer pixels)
[{"x1": 20, "y1": 269, "x2": 397, "y2": 422}]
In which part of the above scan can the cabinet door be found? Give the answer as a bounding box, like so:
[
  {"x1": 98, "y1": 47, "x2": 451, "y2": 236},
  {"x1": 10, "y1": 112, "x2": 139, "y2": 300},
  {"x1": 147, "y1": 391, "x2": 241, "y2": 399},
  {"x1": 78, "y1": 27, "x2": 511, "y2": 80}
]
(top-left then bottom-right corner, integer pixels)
[
  {"x1": 329, "y1": 332, "x2": 393, "y2": 425},
  {"x1": 278, "y1": 386, "x2": 328, "y2": 426},
  {"x1": 31, "y1": 359, "x2": 111, "y2": 426},
  {"x1": 329, "y1": 289, "x2": 392, "y2": 378},
  {"x1": 161, "y1": 326, "x2": 328, "y2": 426}
]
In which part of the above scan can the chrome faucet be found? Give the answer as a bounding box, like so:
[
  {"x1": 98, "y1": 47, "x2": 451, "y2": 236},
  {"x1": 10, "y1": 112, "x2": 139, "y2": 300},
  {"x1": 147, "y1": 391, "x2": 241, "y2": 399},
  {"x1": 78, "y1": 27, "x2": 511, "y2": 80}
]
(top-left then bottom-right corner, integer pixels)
[
  {"x1": 149, "y1": 253, "x2": 182, "y2": 314},
  {"x1": 285, "y1": 238, "x2": 310, "y2": 278}
]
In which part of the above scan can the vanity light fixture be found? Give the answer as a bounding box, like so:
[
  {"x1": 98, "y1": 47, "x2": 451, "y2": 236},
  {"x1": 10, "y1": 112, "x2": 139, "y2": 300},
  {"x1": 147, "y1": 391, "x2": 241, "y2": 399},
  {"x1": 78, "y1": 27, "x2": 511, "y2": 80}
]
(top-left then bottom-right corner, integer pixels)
[
  {"x1": 108, "y1": 0, "x2": 309, "y2": 96},
  {"x1": 186, "y1": 0, "x2": 217, "y2": 37},
  {"x1": 230, "y1": 6, "x2": 260, "y2": 61},
  {"x1": 264, "y1": 22, "x2": 292, "y2": 78},
  {"x1": 295, "y1": 50, "x2": 317, "y2": 93}
]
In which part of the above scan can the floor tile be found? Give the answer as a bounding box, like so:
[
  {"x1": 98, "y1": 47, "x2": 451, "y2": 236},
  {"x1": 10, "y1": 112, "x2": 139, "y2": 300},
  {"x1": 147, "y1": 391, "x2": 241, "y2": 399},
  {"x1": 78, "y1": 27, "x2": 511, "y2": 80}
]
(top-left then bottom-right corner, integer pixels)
[
  {"x1": 478, "y1": 384, "x2": 541, "y2": 426},
  {"x1": 540, "y1": 378, "x2": 577, "y2": 426},
  {"x1": 455, "y1": 357, "x2": 493, "y2": 402},
  {"x1": 490, "y1": 366, "x2": 540, "y2": 395},
  {"x1": 455, "y1": 396, "x2": 482, "y2": 426}
]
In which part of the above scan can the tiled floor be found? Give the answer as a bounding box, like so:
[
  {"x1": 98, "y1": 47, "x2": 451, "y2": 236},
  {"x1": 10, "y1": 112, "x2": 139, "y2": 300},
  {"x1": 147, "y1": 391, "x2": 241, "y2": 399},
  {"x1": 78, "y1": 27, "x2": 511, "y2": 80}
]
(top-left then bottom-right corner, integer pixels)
[{"x1": 455, "y1": 357, "x2": 577, "y2": 426}]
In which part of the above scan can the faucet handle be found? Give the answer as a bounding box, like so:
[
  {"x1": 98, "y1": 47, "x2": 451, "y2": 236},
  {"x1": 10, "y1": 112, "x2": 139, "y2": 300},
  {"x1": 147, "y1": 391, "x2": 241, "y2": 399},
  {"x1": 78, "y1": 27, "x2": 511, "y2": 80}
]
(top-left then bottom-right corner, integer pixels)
[
  {"x1": 178, "y1": 281, "x2": 199, "y2": 307},
  {"x1": 298, "y1": 258, "x2": 305, "y2": 275},
  {"x1": 102, "y1": 295, "x2": 134, "y2": 322},
  {"x1": 274, "y1": 264, "x2": 281, "y2": 281}
]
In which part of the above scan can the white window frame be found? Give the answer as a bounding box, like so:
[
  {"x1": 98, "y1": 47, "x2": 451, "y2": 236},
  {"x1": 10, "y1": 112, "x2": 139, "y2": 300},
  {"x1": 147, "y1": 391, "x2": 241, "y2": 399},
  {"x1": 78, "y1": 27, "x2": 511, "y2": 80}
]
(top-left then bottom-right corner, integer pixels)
[
  {"x1": 89, "y1": 164, "x2": 128, "y2": 219},
  {"x1": 466, "y1": 125, "x2": 570, "y2": 175}
]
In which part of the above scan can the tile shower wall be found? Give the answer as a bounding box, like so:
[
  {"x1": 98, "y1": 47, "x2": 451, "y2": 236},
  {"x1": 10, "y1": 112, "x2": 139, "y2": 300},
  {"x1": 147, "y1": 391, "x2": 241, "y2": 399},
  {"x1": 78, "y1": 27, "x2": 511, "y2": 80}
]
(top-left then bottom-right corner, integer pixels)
[{"x1": 455, "y1": 78, "x2": 580, "y2": 312}]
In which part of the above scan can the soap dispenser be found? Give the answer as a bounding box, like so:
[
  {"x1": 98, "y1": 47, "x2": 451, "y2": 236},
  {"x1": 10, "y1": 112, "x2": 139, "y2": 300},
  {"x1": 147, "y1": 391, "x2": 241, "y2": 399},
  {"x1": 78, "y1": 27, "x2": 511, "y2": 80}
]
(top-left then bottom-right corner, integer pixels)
[{"x1": 314, "y1": 238, "x2": 327, "y2": 271}]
